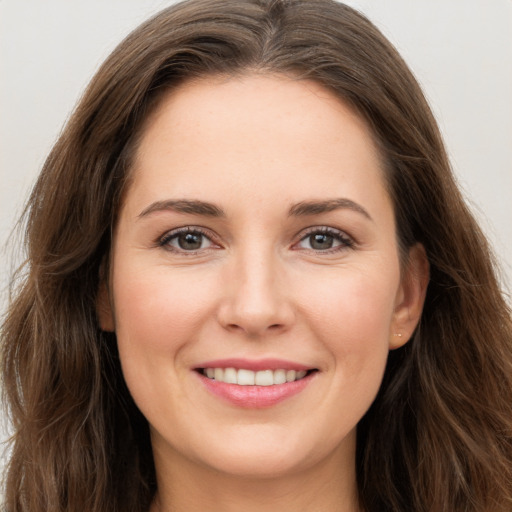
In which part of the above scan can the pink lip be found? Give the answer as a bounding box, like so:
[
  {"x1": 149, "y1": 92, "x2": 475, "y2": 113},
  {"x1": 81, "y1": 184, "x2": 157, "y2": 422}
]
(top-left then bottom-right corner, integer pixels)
[
  {"x1": 194, "y1": 359, "x2": 317, "y2": 408},
  {"x1": 195, "y1": 358, "x2": 311, "y2": 371},
  {"x1": 198, "y1": 373, "x2": 314, "y2": 408}
]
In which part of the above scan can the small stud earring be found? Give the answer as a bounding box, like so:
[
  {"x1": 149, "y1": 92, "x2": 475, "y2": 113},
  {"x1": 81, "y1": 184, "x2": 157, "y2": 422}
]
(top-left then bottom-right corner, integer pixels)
[{"x1": 393, "y1": 333, "x2": 403, "y2": 337}]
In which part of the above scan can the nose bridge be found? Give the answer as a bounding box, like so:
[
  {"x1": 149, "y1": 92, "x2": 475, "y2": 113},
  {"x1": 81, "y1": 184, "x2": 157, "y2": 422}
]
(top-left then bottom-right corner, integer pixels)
[{"x1": 218, "y1": 238, "x2": 293, "y2": 336}]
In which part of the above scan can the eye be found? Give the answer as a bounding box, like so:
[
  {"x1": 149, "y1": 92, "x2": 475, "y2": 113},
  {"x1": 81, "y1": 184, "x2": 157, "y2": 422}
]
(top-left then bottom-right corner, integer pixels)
[
  {"x1": 295, "y1": 227, "x2": 354, "y2": 252},
  {"x1": 158, "y1": 227, "x2": 216, "y2": 253}
]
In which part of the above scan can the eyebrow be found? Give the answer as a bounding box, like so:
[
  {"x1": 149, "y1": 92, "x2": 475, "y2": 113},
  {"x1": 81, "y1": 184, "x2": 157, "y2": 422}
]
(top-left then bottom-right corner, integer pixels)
[
  {"x1": 288, "y1": 198, "x2": 372, "y2": 221},
  {"x1": 137, "y1": 197, "x2": 371, "y2": 221},
  {"x1": 138, "y1": 199, "x2": 225, "y2": 218}
]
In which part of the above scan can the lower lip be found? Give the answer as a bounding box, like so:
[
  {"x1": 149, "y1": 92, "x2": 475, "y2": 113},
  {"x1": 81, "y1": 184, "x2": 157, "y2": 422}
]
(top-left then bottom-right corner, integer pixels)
[{"x1": 197, "y1": 371, "x2": 315, "y2": 408}]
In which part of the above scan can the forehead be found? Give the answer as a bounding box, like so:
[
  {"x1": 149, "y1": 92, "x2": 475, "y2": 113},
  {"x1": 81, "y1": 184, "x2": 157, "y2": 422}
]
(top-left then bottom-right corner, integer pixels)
[
  {"x1": 126, "y1": 73, "x2": 389, "y2": 218},
  {"x1": 136, "y1": 72, "x2": 379, "y2": 160}
]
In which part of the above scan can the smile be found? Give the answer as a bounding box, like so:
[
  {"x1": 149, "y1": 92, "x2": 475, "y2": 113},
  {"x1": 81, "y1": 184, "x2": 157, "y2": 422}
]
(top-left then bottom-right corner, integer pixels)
[
  {"x1": 194, "y1": 360, "x2": 318, "y2": 408},
  {"x1": 200, "y1": 368, "x2": 309, "y2": 386}
]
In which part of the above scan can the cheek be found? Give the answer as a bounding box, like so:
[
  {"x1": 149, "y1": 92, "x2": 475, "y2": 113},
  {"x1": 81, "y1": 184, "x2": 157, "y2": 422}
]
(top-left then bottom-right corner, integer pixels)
[
  {"x1": 112, "y1": 265, "x2": 214, "y2": 352},
  {"x1": 110, "y1": 266, "x2": 215, "y2": 413},
  {"x1": 298, "y1": 264, "x2": 399, "y2": 342},
  {"x1": 110, "y1": 262, "x2": 219, "y2": 413},
  {"x1": 295, "y1": 263, "x2": 399, "y2": 391}
]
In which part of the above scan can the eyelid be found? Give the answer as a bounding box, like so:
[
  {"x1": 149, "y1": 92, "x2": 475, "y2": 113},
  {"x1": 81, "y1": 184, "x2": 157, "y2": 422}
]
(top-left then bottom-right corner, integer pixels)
[
  {"x1": 156, "y1": 226, "x2": 222, "y2": 253},
  {"x1": 154, "y1": 224, "x2": 355, "y2": 255},
  {"x1": 292, "y1": 226, "x2": 355, "y2": 252}
]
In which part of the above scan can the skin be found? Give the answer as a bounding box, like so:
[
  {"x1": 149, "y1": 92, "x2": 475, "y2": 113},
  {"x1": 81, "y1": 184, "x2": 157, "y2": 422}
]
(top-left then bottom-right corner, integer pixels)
[{"x1": 98, "y1": 73, "x2": 428, "y2": 512}]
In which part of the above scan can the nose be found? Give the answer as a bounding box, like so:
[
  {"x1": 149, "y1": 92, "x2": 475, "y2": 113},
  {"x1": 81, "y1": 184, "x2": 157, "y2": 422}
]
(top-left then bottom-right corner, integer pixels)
[{"x1": 216, "y1": 247, "x2": 295, "y2": 337}]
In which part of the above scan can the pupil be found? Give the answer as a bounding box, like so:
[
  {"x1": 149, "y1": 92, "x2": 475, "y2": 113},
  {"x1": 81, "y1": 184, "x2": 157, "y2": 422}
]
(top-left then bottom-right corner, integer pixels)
[
  {"x1": 179, "y1": 233, "x2": 202, "y2": 250},
  {"x1": 311, "y1": 233, "x2": 333, "y2": 250}
]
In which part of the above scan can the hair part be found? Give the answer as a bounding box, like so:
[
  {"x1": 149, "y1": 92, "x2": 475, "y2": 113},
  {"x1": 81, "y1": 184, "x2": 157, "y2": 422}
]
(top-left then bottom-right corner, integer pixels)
[{"x1": 2, "y1": 1, "x2": 512, "y2": 511}]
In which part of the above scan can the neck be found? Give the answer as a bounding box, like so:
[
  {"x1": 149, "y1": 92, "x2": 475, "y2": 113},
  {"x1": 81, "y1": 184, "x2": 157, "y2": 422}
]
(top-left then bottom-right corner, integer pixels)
[{"x1": 149, "y1": 440, "x2": 360, "y2": 512}]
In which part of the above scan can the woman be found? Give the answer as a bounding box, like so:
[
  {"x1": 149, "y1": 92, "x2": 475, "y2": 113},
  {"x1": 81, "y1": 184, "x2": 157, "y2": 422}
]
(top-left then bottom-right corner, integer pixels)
[{"x1": 2, "y1": 0, "x2": 511, "y2": 511}]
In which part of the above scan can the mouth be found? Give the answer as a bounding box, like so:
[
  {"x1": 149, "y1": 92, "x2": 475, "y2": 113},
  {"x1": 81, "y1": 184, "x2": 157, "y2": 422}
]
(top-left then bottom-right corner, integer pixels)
[
  {"x1": 194, "y1": 360, "x2": 318, "y2": 408},
  {"x1": 197, "y1": 367, "x2": 315, "y2": 386}
]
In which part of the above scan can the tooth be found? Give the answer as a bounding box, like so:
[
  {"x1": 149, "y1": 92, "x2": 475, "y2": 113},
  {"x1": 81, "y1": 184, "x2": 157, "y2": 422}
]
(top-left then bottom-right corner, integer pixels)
[
  {"x1": 204, "y1": 367, "x2": 309, "y2": 385},
  {"x1": 237, "y1": 369, "x2": 255, "y2": 385},
  {"x1": 255, "y1": 370, "x2": 274, "y2": 386},
  {"x1": 224, "y1": 367, "x2": 237, "y2": 384},
  {"x1": 286, "y1": 370, "x2": 296, "y2": 382},
  {"x1": 273, "y1": 369, "x2": 286, "y2": 385}
]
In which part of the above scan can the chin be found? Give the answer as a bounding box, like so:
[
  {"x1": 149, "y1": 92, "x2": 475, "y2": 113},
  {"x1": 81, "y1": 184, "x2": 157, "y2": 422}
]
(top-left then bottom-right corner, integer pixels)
[
  {"x1": 158, "y1": 421, "x2": 354, "y2": 480},
  {"x1": 197, "y1": 447, "x2": 314, "y2": 479}
]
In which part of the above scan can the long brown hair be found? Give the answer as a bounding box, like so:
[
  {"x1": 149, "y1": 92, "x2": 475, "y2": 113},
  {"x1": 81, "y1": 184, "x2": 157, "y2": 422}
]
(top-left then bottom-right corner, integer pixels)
[{"x1": 2, "y1": 1, "x2": 511, "y2": 511}]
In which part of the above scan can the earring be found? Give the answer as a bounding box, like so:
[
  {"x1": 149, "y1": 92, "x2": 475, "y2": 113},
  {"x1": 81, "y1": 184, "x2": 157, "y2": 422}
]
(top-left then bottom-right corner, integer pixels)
[{"x1": 393, "y1": 333, "x2": 403, "y2": 337}]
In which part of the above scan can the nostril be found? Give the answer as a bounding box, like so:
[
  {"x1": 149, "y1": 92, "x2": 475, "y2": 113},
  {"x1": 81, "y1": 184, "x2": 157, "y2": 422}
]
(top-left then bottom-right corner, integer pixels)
[
  {"x1": 226, "y1": 323, "x2": 243, "y2": 331},
  {"x1": 225, "y1": 323, "x2": 283, "y2": 332}
]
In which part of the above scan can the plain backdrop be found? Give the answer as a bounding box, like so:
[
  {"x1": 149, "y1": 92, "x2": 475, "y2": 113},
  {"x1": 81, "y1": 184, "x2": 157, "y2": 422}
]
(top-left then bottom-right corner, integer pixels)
[
  {"x1": 0, "y1": 0, "x2": 511, "y2": 484},
  {"x1": 2, "y1": 0, "x2": 511, "y2": 310},
  {"x1": 1, "y1": 2, "x2": 512, "y2": 324},
  {"x1": 1, "y1": 0, "x2": 512, "y2": 306}
]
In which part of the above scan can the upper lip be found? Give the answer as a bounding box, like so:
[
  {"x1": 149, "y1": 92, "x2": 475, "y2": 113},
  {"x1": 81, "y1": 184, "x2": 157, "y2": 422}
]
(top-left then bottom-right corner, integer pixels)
[{"x1": 194, "y1": 358, "x2": 313, "y2": 372}]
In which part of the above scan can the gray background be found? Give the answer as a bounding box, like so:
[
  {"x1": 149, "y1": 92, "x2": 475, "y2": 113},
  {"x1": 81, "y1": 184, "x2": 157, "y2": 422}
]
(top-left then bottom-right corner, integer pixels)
[
  {"x1": 0, "y1": 0, "x2": 511, "y2": 486},
  {"x1": 2, "y1": 0, "x2": 511, "y2": 309},
  {"x1": 1, "y1": 0, "x2": 511, "y2": 305},
  {"x1": 0, "y1": 0, "x2": 511, "y2": 457}
]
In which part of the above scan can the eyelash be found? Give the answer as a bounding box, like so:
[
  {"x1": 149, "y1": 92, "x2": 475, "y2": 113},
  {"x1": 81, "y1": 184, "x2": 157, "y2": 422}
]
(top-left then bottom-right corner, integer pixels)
[
  {"x1": 295, "y1": 226, "x2": 355, "y2": 253},
  {"x1": 156, "y1": 226, "x2": 355, "y2": 255},
  {"x1": 157, "y1": 226, "x2": 218, "y2": 254}
]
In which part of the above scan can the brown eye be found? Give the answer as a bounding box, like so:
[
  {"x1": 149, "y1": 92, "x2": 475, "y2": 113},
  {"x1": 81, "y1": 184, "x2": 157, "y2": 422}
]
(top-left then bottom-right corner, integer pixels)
[
  {"x1": 296, "y1": 228, "x2": 353, "y2": 252},
  {"x1": 177, "y1": 232, "x2": 204, "y2": 250},
  {"x1": 309, "y1": 233, "x2": 335, "y2": 250},
  {"x1": 160, "y1": 229, "x2": 214, "y2": 252}
]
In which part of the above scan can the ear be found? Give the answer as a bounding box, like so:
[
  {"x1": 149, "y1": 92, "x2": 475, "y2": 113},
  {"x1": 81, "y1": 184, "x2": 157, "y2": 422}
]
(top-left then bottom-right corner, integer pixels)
[
  {"x1": 96, "y1": 278, "x2": 115, "y2": 332},
  {"x1": 389, "y1": 243, "x2": 429, "y2": 349}
]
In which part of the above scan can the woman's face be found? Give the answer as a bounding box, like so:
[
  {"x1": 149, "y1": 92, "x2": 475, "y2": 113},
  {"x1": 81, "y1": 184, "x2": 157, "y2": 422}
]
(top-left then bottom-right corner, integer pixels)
[{"x1": 100, "y1": 74, "x2": 426, "y2": 480}]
